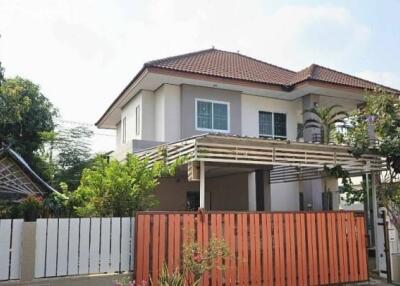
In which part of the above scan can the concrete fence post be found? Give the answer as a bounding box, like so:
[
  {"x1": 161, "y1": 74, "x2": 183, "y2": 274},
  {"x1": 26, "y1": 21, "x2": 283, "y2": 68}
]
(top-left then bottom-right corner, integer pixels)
[{"x1": 20, "y1": 222, "x2": 36, "y2": 282}]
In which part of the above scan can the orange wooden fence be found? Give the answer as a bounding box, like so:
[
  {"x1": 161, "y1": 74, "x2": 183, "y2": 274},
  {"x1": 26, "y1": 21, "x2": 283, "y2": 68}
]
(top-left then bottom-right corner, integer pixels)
[{"x1": 135, "y1": 211, "x2": 368, "y2": 286}]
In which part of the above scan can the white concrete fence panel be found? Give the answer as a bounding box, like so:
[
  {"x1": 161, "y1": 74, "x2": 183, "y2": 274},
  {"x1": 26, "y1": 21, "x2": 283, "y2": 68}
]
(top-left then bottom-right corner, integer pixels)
[
  {"x1": 34, "y1": 217, "x2": 135, "y2": 278},
  {"x1": 0, "y1": 219, "x2": 23, "y2": 281}
]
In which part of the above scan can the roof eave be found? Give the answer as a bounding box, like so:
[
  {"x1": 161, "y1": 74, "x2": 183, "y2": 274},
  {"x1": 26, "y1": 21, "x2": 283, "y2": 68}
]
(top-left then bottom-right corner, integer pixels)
[{"x1": 95, "y1": 66, "x2": 149, "y2": 127}]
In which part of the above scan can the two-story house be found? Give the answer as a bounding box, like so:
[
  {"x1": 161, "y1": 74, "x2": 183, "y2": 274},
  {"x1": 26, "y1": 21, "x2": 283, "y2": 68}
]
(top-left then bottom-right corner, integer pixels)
[{"x1": 96, "y1": 48, "x2": 395, "y2": 212}]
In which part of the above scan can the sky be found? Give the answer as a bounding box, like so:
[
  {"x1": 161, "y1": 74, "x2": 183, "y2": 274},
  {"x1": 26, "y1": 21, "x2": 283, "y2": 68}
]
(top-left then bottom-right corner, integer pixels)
[{"x1": 1, "y1": 0, "x2": 399, "y2": 153}]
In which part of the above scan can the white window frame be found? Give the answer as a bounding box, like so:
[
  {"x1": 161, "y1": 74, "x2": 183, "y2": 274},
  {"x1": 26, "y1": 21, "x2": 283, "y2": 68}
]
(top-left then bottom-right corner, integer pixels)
[
  {"x1": 258, "y1": 111, "x2": 287, "y2": 139},
  {"x1": 135, "y1": 105, "x2": 140, "y2": 136},
  {"x1": 122, "y1": 116, "x2": 127, "y2": 143},
  {"x1": 195, "y1": 98, "x2": 230, "y2": 133}
]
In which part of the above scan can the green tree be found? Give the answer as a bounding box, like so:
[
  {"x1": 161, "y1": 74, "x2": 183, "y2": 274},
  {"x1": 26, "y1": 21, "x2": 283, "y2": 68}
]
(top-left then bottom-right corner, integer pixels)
[
  {"x1": 347, "y1": 88, "x2": 400, "y2": 232},
  {"x1": 0, "y1": 77, "x2": 57, "y2": 166},
  {"x1": 71, "y1": 153, "x2": 183, "y2": 217},
  {"x1": 303, "y1": 105, "x2": 348, "y2": 144}
]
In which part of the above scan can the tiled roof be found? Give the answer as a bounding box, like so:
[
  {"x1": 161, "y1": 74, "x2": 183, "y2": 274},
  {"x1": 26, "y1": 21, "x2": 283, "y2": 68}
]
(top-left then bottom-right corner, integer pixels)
[
  {"x1": 145, "y1": 49, "x2": 296, "y2": 86},
  {"x1": 145, "y1": 48, "x2": 399, "y2": 92}
]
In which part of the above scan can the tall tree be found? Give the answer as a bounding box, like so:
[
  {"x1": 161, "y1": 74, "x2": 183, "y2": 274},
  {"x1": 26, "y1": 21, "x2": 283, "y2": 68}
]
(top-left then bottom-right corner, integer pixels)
[
  {"x1": 303, "y1": 105, "x2": 348, "y2": 144},
  {"x1": 0, "y1": 76, "x2": 57, "y2": 165},
  {"x1": 347, "y1": 89, "x2": 400, "y2": 232}
]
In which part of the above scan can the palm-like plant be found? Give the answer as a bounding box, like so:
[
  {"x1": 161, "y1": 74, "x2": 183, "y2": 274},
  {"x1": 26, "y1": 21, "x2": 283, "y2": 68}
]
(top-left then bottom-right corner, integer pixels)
[{"x1": 303, "y1": 104, "x2": 348, "y2": 144}]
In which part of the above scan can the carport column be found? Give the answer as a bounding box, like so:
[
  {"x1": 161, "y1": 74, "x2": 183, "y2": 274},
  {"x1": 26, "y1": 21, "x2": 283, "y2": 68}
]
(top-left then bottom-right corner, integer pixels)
[
  {"x1": 200, "y1": 161, "x2": 205, "y2": 209},
  {"x1": 371, "y1": 171, "x2": 379, "y2": 269},
  {"x1": 248, "y1": 172, "x2": 257, "y2": 211}
]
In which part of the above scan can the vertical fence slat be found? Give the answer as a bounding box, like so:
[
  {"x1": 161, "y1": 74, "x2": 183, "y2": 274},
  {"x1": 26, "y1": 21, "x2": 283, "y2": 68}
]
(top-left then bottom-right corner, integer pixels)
[
  {"x1": 274, "y1": 214, "x2": 285, "y2": 286},
  {"x1": 223, "y1": 214, "x2": 230, "y2": 286},
  {"x1": 254, "y1": 214, "x2": 261, "y2": 286},
  {"x1": 356, "y1": 216, "x2": 368, "y2": 281},
  {"x1": 79, "y1": 218, "x2": 90, "y2": 274},
  {"x1": 67, "y1": 218, "x2": 80, "y2": 275},
  {"x1": 152, "y1": 215, "x2": 160, "y2": 286},
  {"x1": 9, "y1": 219, "x2": 22, "y2": 280},
  {"x1": 285, "y1": 213, "x2": 296, "y2": 286},
  {"x1": 202, "y1": 214, "x2": 209, "y2": 286},
  {"x1": 229, "y1": 214, "x2": 236, "y2": 286},
  {"x1": 130, "y1": 217, "x2": 135, "y2": 271},
  {"x1": 135, "y1": 215, "x2": 144, "y2": 282},
  {"x1": 110, "y1": 218, "x2": 121, "y2": 272},
  {"x1": 306, "y1": 213, "x2": 318, "y2": 286},
  {"x1": 100, "y1": 218, "x2": 111, "y2": 273},
  {"x1": 317, "y1": 213, "x2": 329, "y2": 285},
  {"x1": 348, "y1": 213, "x2": 358, "y2": 282},
  {"x1": 120, "y1": 217, "x2": 131, "y2": 272},
  {"x1": 261, "y1": 214, "x2": 273, "y2": 285},
  {"x1": 142, "y1": 215, "x2": 150, "y2": 281},
  {"x1": 167, "y1": 214, "x2": 174, "y2": 272},
  {"x1": 242, "y1": 214, "x2": 249, "y2": 286},
  {"x1": 158, "y1": 215, "x2": 166, "y2": 276},
  {"x1": 295, "y1": 213, "x2": 307, "y2": 286},
  {"x1": 45, "y1": 219, "x2": 58, "y2": 277},
  {"x1": 56, "y1": 219, "x2": 69, "y2": 276},
  {"x1": 0, "y1": 219, "x2": 11, "y2": 280},
  {"x1": 237, "y1": 214, "x2": 244, "y2": 286},
  {"x1": 89, "y1": 218, "x2": 100, "y2": 273},
  {"x1": 327, "y1": 213, "x2": 339, "y2": 284},
  {"x1": 173, "y1": 214, "x2": 181, "y2": 272},
  {"x1": 338, "y1": 212, "x2": 349, "y2": 282}
]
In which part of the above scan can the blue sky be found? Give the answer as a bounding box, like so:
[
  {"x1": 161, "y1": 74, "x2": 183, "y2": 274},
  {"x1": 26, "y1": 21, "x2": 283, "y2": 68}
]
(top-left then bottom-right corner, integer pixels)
[{"x1": 0, "y1": 0, "x2": 399, "y2": 151}]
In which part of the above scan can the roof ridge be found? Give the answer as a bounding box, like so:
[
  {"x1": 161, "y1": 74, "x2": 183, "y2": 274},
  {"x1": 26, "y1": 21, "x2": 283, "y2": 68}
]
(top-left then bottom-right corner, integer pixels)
[
  {"x1": 146, "y1": 48, "x2": 297, "y2": 75},
  {"x1": 213, "y1": 48, "x2": 296, "y2": 74},
  {"x1": 145, "y1": 48, "x2": 215, "y2": 67}
]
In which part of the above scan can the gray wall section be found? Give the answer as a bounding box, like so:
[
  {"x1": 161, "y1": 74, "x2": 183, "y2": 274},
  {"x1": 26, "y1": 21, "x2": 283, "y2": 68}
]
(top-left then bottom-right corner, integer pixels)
[{"x1": 180, "y1": 85, "x2": 242, "y2": 138}]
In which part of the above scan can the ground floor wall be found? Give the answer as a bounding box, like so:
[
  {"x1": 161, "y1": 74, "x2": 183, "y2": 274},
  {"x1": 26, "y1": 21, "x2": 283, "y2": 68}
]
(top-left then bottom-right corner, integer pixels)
[
  {"x1": 152, "y1": 170, "x2": 340, "y2": 212},
  {"x1": 270, "y1": 181, "x2": 300, "y2": 211},
  {"x1": 153, "y1": 173, "x2": 249, "y2": 211}
]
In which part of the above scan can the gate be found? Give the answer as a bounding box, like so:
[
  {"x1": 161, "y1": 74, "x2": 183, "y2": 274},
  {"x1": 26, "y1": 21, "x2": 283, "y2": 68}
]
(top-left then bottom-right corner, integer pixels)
[{"x1": 135, "y1": 211, "x2": 368, "y2": 285}]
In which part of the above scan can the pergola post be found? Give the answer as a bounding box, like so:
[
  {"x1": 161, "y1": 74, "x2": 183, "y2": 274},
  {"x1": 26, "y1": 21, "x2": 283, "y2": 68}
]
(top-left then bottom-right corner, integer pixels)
[
  {"x1": 248, "y1": 172, "x2": 257, "y2": 211},
  {"x1": 371, "y1": 171, "x2": 379, "y2": 269},
  {"x1": 199, "y1": 161, "x2": 205, "y2": 209}
]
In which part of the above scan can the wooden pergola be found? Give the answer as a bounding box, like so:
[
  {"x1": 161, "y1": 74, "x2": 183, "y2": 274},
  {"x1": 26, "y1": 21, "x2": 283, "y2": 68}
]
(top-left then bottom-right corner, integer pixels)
[
  {"x1": 0, "y1": 147, "x2": 56, "y2": 201},
  {"x1": 136, "y1": 133, "x2": 385, "y2": 208}
]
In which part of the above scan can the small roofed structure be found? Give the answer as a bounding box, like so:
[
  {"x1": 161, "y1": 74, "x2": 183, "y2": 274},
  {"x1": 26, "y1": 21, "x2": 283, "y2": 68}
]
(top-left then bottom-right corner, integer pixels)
[{"x1": 0, "y1": 146, "x2": 56, "y2": 201}]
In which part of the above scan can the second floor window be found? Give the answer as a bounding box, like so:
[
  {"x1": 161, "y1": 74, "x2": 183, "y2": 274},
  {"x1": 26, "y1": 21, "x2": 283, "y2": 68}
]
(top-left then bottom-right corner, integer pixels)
[
  {"x1": 259, "y1": 111, "x2": 287, "y2": 139},
  {"x1": 196, "y1": 99, "x2": 229, "y2": 132}
]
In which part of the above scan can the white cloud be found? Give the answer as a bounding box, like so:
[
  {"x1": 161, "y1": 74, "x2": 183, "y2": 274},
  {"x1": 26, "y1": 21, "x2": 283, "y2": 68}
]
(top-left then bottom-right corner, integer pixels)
[{"x1": 0, "y1": 0, "x2": 378, "y2": 152}]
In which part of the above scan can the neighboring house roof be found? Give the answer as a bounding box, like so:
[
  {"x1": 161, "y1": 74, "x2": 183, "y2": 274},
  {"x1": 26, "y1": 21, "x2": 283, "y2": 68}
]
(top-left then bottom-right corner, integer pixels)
[
  {"x1": 0, "y1": 146, "x2": 57, "y2": 201},
  {"x1": 145, "y1": 48, "x2": 399, "y2": 92}
]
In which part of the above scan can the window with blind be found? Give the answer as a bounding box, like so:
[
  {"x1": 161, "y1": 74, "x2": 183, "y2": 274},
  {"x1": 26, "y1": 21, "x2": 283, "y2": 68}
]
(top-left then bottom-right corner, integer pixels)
[
  {"x1": 259, "y1": 111, "x2": 287, "y2": 139},
  {"x1": 196, "y1": 99, "x2": 229, "y2": 132}
]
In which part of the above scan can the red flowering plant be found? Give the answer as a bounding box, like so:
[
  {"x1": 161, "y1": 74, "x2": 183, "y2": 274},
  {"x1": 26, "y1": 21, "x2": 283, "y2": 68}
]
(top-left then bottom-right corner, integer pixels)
[
  {"x1": 20, "y1": 195, "x2": 43, "y2": 221},
  {"x1": 182, "y1": 231, "x2": 229, "y2": 283}
]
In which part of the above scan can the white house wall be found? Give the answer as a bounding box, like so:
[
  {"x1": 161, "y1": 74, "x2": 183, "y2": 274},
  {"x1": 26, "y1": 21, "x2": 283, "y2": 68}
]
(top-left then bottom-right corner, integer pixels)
[
  {"x1": 141, "y1": 90, "x2": 155, "y2": 141},
  {"x1": 241, "y1": 93, "x2": 303, "y2": 140},
  {"x1": 155, "y1": 84, "x2": 181, "y2": 142},
  {"x1": 121, "y1": 91, "x2": 142, "y2": 142}
]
